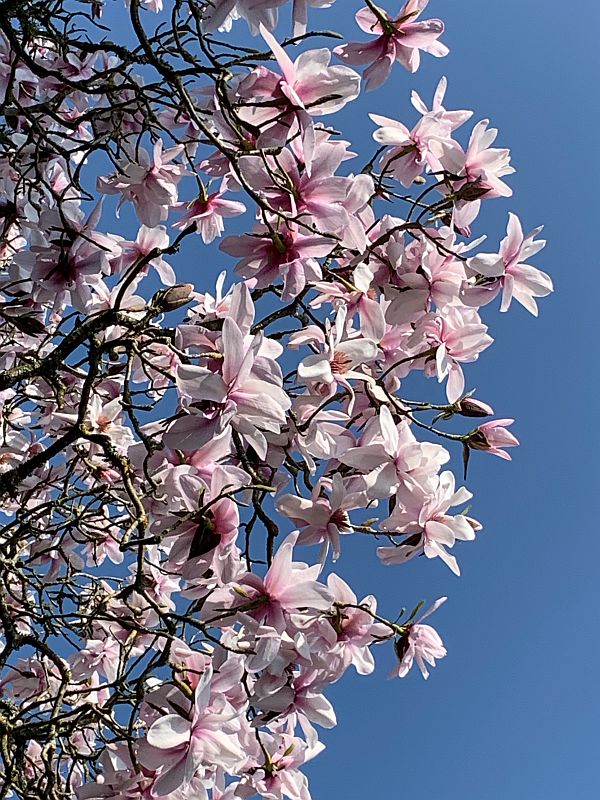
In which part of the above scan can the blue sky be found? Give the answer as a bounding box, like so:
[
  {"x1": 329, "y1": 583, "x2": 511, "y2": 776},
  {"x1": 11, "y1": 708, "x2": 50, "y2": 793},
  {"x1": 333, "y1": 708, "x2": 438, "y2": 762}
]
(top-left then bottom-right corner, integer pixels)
[{"x1": 95, "y1": 1, "x2": 600, "y2": 797}]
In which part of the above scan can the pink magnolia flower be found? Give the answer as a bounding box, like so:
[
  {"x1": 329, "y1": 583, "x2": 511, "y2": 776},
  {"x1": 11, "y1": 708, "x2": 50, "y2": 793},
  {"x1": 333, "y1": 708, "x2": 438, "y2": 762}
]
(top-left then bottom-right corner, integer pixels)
[
  {"x1": 11, "y1": 235, "x2": 106, "y2": 315},
  {"x1": 55, "y1": 393, "x2": 134, "y2": 452},
  {"x1": 259, "y1": 24, "x2": 361, "y2": 117},
  {"x1": 392, "y1": 597, "x2": 447, "y2": 679},
  {"x1": 235, "y1": 26, "x2": 360, "y2": 166},
  {"x1": 0, "y1": 657, "x2": 62, "y2": 709},
  {"x1": 78, "y1": 511, "x2": 124, "y2": 566},
  {"x1": 165, "y1": 317, "x2": 291, "y2": 459},
  {"x1": 293, "y1": 306, "x2": 378, "y2": 412},
  {"x1": 169, "y1": 467, "x2": 242, "y2": 573},
  {"x1": 324, "y1": 573, "x2": 390, "y2": 675},
  {"x1": 310, "y1": 262, "x2": 386, "y2": 342},
  {"x1": 201, "y1": 0, "x2": 288, "y2": 35},
  {"x1": 97, "y1": 140, "x2": 189, "y2": 227},
  {"x1": 76, "y1": 743, "x2": 156, "y2": 800},
  {"x1": 435, "y1": 120, "x2": 515, "y2": 233},
  {"x1": 127, "y1": 546, "x2": 181, "y2": 613},
  {"x1": 410, "y1": 76, "x2": 472, "y2": 132},
  {"x1": 409, "y1": 306, "x2": 493, "y2": 403},
  {"x1": 275, "y1": 473, "x2": 366, "y2": 562},
  {"x1": 143, "y1": 667, "x2": 242, "y2": 796},
  {"x1": 378, "y1": 470, "x2": 480, "y2": 575},
  {"x1": 438, "y1": 119, "x2": 515, "y2": 198},
  {"x1": 115, "y1": 224, "x2": 175, "y2": 285},
  {"x1": 370, "y1": 111, "x2": 447, "y2": 187},
  {"x1": 238, "y1": 135, "x2": 359, "y2": 235},
  {"x1": 173, "y1": 183, "x2": 246, "y2": 244},
  {"x1": 70, "y1": 637, "x2": 121, "y2": 684},
  {"x1": 241, "y1": 731, "x2": 315, "y2": 800},
  {"x1": 192, "y1": 532, "x2": 334, "y2": 632},
  {"x1": 221, "y1": 223, "x2": 333, "y2": 301},
  {"x1": 187, "y1": 270, "x2": 238, "y2": 323},
  {"x1": 340, "y1": 405, "x2": 449, "y2": 498},
  {"x1": 384, "y1": 230, "x2": 467, "y2": 323},
  {"x1": 10, "y1": 202, "x2": 120, "y2": 315},
  {"x1": 253, "y1": 668, "x2": 337, "y2": 729},
  {"x1": 334, "y1": 1, "x2": 448, "y2": 91},
  {"x1": 84, "y1": 395, "x2": 135, "y2": 451},
  {"x1": 467, "y1": 418, "x2": 519, "y2": 460},
  {"x1": 464, "y1": 212, "x2": 552, "y2": 316}
]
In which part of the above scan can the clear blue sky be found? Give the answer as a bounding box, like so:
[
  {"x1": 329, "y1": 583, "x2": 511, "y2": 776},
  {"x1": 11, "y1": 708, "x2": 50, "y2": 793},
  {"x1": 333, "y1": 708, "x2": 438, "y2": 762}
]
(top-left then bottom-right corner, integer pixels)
[{"x1": 98, "y1": 1, "x2": 600, "y2": 797}]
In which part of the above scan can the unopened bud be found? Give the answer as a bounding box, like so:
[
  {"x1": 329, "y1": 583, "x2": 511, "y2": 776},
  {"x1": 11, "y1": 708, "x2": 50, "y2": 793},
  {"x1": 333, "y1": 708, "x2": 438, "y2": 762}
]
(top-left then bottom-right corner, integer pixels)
[
  {"x1": 457, "y1": 397, "x2": 494, "y2": 418},
  {"x1": 455, "y1": 181, "x2": 491, "y2": 202},
  {"x1": 154, "y1": 284, "x2": 194, "y2": 312}
]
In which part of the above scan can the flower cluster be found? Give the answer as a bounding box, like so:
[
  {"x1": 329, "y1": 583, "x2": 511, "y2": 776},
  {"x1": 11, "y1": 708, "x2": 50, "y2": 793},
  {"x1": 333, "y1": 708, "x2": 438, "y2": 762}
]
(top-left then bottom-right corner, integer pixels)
[{"x1": 0, "y1": 2, "x2": 550, "y2": 800}]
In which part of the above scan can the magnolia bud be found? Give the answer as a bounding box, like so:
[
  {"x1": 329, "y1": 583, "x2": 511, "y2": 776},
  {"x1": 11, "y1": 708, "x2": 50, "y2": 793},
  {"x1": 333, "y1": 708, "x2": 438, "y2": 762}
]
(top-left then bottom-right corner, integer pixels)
[
  {"x1": 154, "y1": 284, "x2": 194, "y2": 312},
  {"x1": 455, "y1": 181, "x2": 491, "y2": 202},
  {"x1": 457, "y1": 397, "x2": 494, "y2": 418}
]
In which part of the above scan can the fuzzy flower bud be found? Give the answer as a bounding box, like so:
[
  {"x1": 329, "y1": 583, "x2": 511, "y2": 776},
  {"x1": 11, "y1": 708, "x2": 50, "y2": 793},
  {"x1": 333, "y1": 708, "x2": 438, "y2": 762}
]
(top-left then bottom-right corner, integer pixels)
[
  {"x1": 457, "y1": 397, "x2": 494, "y2": 418},
  {"x1": 153, "y1": 284, "x2": 194, "y2": 312}
]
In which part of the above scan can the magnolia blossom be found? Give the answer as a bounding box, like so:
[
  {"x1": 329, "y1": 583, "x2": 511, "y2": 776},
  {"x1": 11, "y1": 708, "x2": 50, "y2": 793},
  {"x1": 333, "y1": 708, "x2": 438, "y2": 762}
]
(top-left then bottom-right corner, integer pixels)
[
  {"x1": 378, "y1": 470, "x2": 480, "y2": 575},
  {"x1": 237, "y1": 134, "x2": 368, "y2": 238},
  {"x1": 235, "y1": 25, "x2": 360, "y2": 165},
  {"x1": 173, "y1": 183, "x2": 246, "y2": 244},
  {"x1": 434, "y1": 119, "x2": 516, "y2": 233},
  {"x1": 276, "y1": 473, "x2": 367, "y2": 562},
  {"x1": 340, "y1": 405, "x2": 449, "y2": 498},
  {"x1": 116, "y1": 224, "x2": 175, "y2": 285},
  {"x1": 392, "y1": 597, "x2": 447, "y2": 679},
  {"x1": 166, "y1": 318, "x2": 291, "y2": 458},
  {"x1": 370, "y1": 111, "x2": 446, "y2": 187},
  {"x1": 322, "y1": 574, "x2": 390, "y2": 675},
  {"x1": 98, "y1": 141, "x2": 189, "y2": 227},
  {"x1": 464, "y1": 212, "x2": 553, "y2": 315},
  {"x1": 467, "y1": 418, "x2": 520, "y2": 460},
  {"x1": 201, "y1": 0, "x2": 288, "y2": 34},
  {"x1": 410, "y1": 76, "x2": 473, "y2": 131},
  {"x1": 293, "y1": 306, "x2": 378, "y2": 411},
  {"x1": 191, "y1": 532, "x2": 334, "y2": 632},
  {"x1": 335, "y1": 1, "x2": 448, "y2": 90},
  {"x1": 221, "y1": 223, "x2": 333, "y2": 300},
  {"x1": 409, "y1": 306, "x2": 493, "y2": 403},
  {"x1": 259, "y1": 25, "x2": 361, "y2": 117},
  {"x1": 143, "y1": 667, "x2": 243, "y2": 796}
]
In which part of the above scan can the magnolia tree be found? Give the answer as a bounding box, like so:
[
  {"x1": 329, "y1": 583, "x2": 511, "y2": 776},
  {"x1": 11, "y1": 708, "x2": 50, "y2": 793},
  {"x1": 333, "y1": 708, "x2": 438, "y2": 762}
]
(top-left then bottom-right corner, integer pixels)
[{"x1": 0, "y1": 1, "x2": 552, "y2": 798}]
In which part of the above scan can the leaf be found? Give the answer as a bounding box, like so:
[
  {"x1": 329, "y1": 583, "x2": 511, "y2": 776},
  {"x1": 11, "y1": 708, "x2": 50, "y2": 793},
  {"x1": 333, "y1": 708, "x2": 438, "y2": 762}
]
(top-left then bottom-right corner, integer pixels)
[
  {"x1": 462, "y1": 442, "x2": 471, "y2": 480},
  {"x1": 406, "y1": 600, "x2": 425, "y2": 623}
]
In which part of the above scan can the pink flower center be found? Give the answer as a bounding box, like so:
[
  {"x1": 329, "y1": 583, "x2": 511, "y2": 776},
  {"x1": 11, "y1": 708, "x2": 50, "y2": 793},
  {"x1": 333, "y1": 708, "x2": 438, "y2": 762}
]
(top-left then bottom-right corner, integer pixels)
[
  {"x1": 330, "y1": 350, "x2": 352, "y2": 374},
  {"x1": 329, "y1": 508, "x2": 351, "y2": 531},
  {"x1": 96, "y1": 415, "x2": 112, "y2": 433}
]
